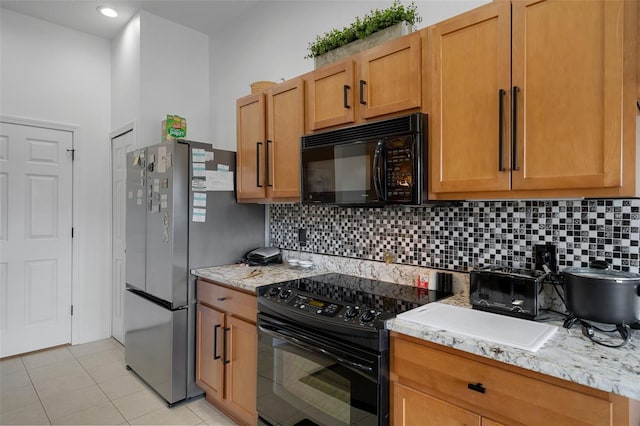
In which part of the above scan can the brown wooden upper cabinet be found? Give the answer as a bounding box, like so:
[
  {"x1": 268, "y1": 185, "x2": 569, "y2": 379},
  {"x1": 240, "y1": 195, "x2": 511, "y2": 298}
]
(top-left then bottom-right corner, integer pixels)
[
  {"x1": 307, "y1": 32, "x2": 422, "y2": 131},
  {"x1": 429, "y1": 0, "x2": 638, "y2": 200},
  {"x1": 236, "y1": 78, "x2": 305, "y2": 203}
]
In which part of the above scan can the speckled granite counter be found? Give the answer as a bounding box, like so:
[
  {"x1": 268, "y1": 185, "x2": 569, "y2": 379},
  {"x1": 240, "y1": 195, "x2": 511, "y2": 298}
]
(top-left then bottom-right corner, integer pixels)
[
  {"x1": 192, "y1": 256, "x2": 639, "y2": 402},
  {"x1": 388, "y1": 297, "x2": 640, "y2": 401},
  {"x1": 192, "y1": 263, "x2": 330, "y2": 292}
]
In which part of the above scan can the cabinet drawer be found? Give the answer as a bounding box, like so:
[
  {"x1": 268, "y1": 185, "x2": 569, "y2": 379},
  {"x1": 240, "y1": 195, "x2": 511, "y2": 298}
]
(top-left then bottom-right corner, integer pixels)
[
  {"x1": 197, "y1": 279, "x2": 257, "y2": 322},
  {"x1": 392, "y1": 337, "x2": 612, "y2": 426},
  {"x1": 392, "y1": 381, "x2": 481, "y2": 426}
]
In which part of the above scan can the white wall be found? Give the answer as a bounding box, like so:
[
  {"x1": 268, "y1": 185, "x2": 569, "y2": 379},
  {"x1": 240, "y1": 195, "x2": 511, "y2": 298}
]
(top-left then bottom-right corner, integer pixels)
[
  {"x1": 111, "y1": 14, "x2": 141, "y2": 133},
  {"x1": 138, "y1": 11, "x2": 210, "y2": 146},
  {"x1": 0, "y1": 9, "x2": 112, "y2": 344},
  {"x1": 112, "y1": 11, "x2": 210, "y2": 147},
  {"x1": 209, "y1": 0, "x2": 490, "y2": 151}
]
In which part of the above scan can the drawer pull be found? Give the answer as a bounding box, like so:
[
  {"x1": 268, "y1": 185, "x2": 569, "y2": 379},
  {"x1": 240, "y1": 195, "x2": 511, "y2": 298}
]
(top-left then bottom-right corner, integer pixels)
[
  {"x1": 467, "y1": 383, "x2": 486, "y2": 394},
  {"x1": 217, "y1": 297, "x2": 228, "y2": 301}
]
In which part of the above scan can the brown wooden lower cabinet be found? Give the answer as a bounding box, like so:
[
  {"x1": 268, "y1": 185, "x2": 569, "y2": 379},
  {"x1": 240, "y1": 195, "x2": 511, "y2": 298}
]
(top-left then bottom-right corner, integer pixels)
[
  {"x1": 196, "y1": 279, "x2": 257, "y2": 425},
  {"x1": 391, "y1": 332, "x2": 640, "y2": 426}
]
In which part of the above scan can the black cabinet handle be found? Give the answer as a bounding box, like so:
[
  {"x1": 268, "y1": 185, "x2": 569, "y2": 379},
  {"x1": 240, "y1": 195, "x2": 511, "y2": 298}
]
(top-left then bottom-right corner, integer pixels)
[
  {"x1": 498, "y1": 89, "x2": 506, "y2": 172},
  {"x1": 223, "y1": 327, "x2": 231, "y2": 364},
  {"x1": 266, "y1": 140, "x2": 272, "y2": 187},
  {"x1": 343, "y1": 85, "x2": 351, "y2": 109},
  {"x1": 256, "y1": 142, "x2": 263, "y2": 187},
  {"x1": 213, "y1": 324, "x2": 221, "y2": 360},
  {"x1": 216, "y1": 297, "x2": 228, "y2": 301},
  {"x1": 467, "y1": 382, "x2": 486, "y2": 394},
  {"x1": 359, "y1": 80, "x2": 367, "y2": 105},
  {"x1": 512, "y1": 86, "x2": 520, "y2": 171}
]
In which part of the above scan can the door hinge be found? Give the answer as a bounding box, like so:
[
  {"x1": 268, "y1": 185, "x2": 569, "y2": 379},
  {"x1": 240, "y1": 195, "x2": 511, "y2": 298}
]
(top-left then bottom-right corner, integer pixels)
[
  {"x1": 71, "y1": 305, "x2": 74, "y2": 316},
  {"x1": 66, "y1": 149, "x2": 76, "y2": 160}
]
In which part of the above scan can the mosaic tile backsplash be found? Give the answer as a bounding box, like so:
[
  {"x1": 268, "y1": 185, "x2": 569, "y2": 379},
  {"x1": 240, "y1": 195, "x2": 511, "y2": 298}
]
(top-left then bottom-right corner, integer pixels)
[{"x1": 269, "y1": 199, "x2": 640, "y2": 274}]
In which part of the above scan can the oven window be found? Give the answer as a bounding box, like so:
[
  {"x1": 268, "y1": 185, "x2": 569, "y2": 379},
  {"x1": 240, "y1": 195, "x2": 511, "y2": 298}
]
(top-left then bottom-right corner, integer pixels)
[{"x1": 258, "y1": 329, "x2": 378, "y2": 426}]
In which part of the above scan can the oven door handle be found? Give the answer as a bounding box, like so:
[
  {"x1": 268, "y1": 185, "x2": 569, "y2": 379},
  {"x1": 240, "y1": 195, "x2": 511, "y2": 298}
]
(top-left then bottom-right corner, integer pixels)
[{"x1": 258, "y1": 324, "x2": 374, "y2": 374}]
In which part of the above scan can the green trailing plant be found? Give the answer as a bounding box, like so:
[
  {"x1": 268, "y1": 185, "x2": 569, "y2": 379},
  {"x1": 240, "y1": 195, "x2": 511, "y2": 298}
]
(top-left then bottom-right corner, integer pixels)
[{"x1": 305, "y1": 1, "x2": 422, "y2": 59}]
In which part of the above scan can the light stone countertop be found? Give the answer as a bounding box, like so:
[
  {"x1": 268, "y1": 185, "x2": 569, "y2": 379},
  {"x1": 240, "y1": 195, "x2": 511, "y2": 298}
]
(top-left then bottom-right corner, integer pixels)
[
  {"x1": 388, "y1": 296, "x2": 640, "y2": 401},
  {"x1": 192, "y1": 263, "x2": 329, "y2": 292},
  {"x1": 192, "y1": 255, "x2": 640, "y2": 401}
]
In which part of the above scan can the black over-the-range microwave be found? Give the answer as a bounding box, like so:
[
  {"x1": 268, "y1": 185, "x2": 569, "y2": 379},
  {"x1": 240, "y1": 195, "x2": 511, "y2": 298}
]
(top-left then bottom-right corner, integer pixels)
[{"x1": 301, "y1": 113, "x2": 426, "y2": 206}]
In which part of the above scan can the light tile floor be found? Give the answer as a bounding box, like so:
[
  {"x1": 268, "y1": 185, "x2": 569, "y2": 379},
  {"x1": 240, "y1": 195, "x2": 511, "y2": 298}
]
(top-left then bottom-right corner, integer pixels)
[{"x1": 0, "y1": 338, "x2": 238, "y2": 425}]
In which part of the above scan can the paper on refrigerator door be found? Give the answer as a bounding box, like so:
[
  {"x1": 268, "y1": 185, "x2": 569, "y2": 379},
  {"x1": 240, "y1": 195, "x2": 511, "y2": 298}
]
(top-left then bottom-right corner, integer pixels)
[
  {"x1": 193, "y1": 192, "x2": 207, "y2": 207},
  {"x1": 192, "y1": 178, "x2": 206, "y2": 191},
  {"x1": 192, "y1": 208, "x2": 206, "y2": 222},
  {"x1": 205, "y1": 170, "x2": 234, "y2": 191},
  {"x1": 192, "y1": 148, "x2": 206, "y2": 162},
  {"x1": 157, "y1": 146, "x2": 167, "y2": 173},
  {"x1": 193, "y1": 162, "x2": 206, "y2": 177}
]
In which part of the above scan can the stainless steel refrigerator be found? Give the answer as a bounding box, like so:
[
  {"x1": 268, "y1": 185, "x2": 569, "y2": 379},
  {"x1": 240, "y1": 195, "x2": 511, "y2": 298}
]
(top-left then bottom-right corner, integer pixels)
[{"x1": 124, "y1": 140, "x2": 265, "y2": 406}]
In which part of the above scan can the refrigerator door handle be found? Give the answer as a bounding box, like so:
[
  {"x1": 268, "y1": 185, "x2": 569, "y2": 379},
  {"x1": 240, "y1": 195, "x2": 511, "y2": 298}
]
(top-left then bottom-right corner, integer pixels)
[{"x1": 126, "y1": 287, "x2": 173, "y2": 310}]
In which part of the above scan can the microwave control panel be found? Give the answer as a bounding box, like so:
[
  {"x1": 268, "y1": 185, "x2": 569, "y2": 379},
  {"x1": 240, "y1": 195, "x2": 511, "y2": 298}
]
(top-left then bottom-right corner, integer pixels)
[{"x1": 384, "y1": 136, "x2": 415, "y2": 201}]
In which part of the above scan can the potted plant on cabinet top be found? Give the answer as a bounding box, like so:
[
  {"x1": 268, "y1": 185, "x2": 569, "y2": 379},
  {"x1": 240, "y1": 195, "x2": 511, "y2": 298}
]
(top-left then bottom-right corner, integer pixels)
[{"x1": 306, "y1": 1, "x2": 422, "y2": 69}]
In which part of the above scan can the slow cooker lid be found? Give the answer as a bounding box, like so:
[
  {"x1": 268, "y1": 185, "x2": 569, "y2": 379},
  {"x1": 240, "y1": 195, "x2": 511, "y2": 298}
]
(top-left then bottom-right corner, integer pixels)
[{"x1": 563, "y1": 267, "x2": 640, "y2": 281}]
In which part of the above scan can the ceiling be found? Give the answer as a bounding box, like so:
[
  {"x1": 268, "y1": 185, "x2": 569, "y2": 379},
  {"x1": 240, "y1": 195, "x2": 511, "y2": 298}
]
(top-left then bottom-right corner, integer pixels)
[{"x1": 0, "y1": 0, "x2": 263, "y2": 39}]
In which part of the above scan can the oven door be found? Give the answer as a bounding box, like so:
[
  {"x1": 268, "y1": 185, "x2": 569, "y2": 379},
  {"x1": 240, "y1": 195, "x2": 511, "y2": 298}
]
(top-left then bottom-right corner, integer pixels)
[
  {"x1": 302, "y1": 139, "x2": 383, "y2": 205},
  {"x1": 257, "y1": 314, "x2": 384, "y2": 426}
]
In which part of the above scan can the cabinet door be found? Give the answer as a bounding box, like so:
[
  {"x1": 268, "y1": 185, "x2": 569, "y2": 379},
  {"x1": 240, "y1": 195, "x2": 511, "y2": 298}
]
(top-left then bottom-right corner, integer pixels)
[
  {"x1": 359, "y1": 32, "x2": 422, "y2": 119},
  {"x1": 511, "y1": 0, "x2": 625, "y2": 191},
  {"x1": 195, "y1": 303, "x2": 225, "y2": 403},
  {"x1": 237, "y1": 93, "x2": 266, "y2": 201},
  {"x1": 225, "y1": 315, "x2": 257, "y2": 425},
  {"x1": 267, "y1": 78, "x2": 305, "y2": 200},
  {"x1": 429, "y1": 2, "x2": 512, "y2": 194},
  {"x1": 392, "y1": 382, "x2": 481, "y2": 426},
  {"x1": 307, "y1": 59, "x2": 355, "y2": 130}
]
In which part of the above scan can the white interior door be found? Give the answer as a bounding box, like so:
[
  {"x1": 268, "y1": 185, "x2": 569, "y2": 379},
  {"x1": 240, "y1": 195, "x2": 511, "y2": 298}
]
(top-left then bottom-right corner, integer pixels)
[
  {"x1": 0, "y1": 123, "x2": 73, "y2": 358},
  {"x1": 111, "y1": 130, "x2": 134, "y2": 344}
]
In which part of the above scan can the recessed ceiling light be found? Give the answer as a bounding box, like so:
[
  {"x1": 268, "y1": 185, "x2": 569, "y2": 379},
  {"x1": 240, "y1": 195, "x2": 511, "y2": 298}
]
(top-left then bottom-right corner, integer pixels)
[{"x1": 97, "y1": 6, "x2": 118, "y2": 18}]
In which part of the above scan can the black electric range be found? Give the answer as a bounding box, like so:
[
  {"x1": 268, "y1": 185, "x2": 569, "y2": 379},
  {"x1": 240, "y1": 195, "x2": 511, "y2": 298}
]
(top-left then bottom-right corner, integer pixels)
[
  {"x1": 256, "y1": 273, "x2": 450, "y2": 426},
  {"x1": 256, "y1": 272, "x2": 449, "y2": 352}
]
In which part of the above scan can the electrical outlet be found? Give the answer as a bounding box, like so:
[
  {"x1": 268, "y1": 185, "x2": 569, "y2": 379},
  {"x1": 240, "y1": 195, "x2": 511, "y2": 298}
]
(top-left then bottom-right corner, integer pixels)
[
  {"x1": 534, "y1": 243, "x2": 557, "y2": 273},
  {"x1": 298, "y1": 228, "x2": 307, "y2": 247}
]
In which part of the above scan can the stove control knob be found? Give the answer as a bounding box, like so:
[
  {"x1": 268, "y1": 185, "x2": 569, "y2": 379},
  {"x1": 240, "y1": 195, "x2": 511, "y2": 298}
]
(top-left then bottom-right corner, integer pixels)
[
  {"x1": 345, "y1": 306, "x2": 359, "y2": 319},
  {"x1": 279, "y1": 289, "x2": 292, "y2": 300},
  {"x1": 360, "y1": 309, "x2": 376, "y2": 323},
  {"x1": 268, "y1": 287, "x2": 280, "y2": 297}
]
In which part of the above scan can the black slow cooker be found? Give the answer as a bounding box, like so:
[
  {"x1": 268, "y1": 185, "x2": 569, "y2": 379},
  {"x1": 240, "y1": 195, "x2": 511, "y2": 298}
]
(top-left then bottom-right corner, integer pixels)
[{"x1": 562, "y1": 260, "x2": 640, "y2": 325}]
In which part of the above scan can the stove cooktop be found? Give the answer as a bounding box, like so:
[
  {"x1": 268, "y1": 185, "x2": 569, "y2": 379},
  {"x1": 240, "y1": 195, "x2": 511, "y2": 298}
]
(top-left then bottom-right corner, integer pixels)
[{"x1": 256, "y1": 273, "x2": 449, "y2": 332}]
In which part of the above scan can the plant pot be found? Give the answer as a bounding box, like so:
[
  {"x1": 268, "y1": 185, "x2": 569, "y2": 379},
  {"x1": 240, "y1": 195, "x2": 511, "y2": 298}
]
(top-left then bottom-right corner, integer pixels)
[{"x1": 314, "y1": 21, "x2": 413, "y2": 69}]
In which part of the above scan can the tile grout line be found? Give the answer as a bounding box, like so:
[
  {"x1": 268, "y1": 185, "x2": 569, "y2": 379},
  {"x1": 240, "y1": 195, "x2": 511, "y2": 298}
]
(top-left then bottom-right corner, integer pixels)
[
  {"x1": 64, "y1": 344, "x2": 130, "y2": 425},
  {"x1": 107, "y1": 338, "x2": 210, "y2": 425},
  {"x1": 14, "y1": 339, "x2": 223, "y2": 426},
  {"x1": 20, "y1": 352, "x2": 53, "y2": 425}
]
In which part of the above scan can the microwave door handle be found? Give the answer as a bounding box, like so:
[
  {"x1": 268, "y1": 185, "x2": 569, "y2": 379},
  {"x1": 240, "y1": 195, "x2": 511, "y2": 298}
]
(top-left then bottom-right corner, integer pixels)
[
  {"x1": 406, "y1": 145, "x2": 414, "y2": 189},
  {"x1": 373, "y1": 141, "x2": 384, "y2": 200}
]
